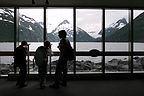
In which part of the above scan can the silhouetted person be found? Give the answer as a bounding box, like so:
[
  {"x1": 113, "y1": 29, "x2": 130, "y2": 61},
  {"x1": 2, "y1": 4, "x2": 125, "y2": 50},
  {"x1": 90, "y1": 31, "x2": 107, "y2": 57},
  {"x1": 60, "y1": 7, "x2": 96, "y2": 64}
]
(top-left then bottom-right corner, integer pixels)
[
  {"x1": 14, "y1": 41, "x2": 28, "y2": 88},
  {"x1": 49, "y1": 30, "x2": 72, "y2": 88},
  {"x1": 35, "y1": 40, "x2": 53, "y2": 89}
]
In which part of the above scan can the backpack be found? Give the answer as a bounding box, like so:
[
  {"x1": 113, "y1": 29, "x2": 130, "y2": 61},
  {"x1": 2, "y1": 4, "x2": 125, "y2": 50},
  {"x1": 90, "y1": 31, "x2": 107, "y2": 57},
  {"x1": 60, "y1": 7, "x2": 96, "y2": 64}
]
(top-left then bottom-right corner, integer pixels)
[
  {"x1": 34, "y1": 46, "x2": 48, "y2": 66},
  {"x1": 65, "y1": 40, "x2": 75, "y2": 61}
]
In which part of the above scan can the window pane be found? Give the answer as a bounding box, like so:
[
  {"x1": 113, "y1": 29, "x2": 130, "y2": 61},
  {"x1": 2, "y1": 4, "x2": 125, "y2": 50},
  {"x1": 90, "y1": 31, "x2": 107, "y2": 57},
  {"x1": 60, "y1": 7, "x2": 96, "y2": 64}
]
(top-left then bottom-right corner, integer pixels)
[
  {"x1": 133, "y1": 56, "x2": 144, "y2": 73},
  {"x1": 76, "y1": 9, "x2": 102, "y2": 73},
  {"x1": 105, "y1": 56, "x2": 130, "y2": 73},
  {"x1": 47, "y1": 8, "x2": 73, "y2": 73},
  {"x1": 0, "y1": 56, "x2": 14, "y2": 76},
  {"x1": 105, "y1": 9, "x2": 129, "y2": 51},
  {"x1": 46, "y1": 8, "x2": 73, "y2": 51},
  {"x1": 76, "y1": 9, "x2": 102, "y2": 51},
  {"x1": 133, "y1": 10, "x2": 144, "y2": 51},
  {"x1": 76, "y1": 56, "x2": 102, "y2": 73},
  {"x1": 18, "y1": 8, "x2": 44, "y2": 51},
  {"x1": 0, "y1": 8, "x2": 14, "y2": 51}
]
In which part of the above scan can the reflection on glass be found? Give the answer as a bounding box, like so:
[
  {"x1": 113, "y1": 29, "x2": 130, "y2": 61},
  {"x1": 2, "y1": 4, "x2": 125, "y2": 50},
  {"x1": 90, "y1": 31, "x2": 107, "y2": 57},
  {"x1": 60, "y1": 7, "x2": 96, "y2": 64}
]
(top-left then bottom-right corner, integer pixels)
[
  {"x1": 105, "y1": 56, "x2": 129, "y2": 73},
  {"x1": 76, "y1": 56, "x2": 102, "y2": 73},
  {"x1": 46, "y1": 8, "x2": 73, "y2": 51},
  {"x1": 105, "y1": 9, "x2": 129, "y2": 51},
  {"x1": 133, "y1": 10, "x2": 144, "y2": 51},
  {"x1": 0, "y1": 8, "x2": 14, "y2": 51},
  {"x1": 133, "y1": 56, "x2": 144, "y2": 72},
  {"x1": 76, "y1": 9, "x2": 102, "y2": 51},
  {"x1": 18, "y1": 8, "x2": 44, "y2": 51},
  {"x1": 0, "y1": 56, "x2": 14, "y2": 76}
]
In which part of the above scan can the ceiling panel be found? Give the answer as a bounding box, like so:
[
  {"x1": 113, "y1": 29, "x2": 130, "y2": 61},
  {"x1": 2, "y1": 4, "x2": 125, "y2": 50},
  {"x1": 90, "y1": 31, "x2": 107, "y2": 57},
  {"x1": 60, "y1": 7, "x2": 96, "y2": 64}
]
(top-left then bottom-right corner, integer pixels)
[{"x1": 0, "y1": 0, "x2": 144, "y2": 7}]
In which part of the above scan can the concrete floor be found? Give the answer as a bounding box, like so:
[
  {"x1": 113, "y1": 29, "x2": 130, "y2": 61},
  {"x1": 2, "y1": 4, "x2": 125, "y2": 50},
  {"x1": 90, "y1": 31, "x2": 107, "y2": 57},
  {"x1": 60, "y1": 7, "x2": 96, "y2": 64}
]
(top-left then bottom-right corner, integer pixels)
[{"x1": 0, "y1": 78, "x2": 144, "y2": 96}]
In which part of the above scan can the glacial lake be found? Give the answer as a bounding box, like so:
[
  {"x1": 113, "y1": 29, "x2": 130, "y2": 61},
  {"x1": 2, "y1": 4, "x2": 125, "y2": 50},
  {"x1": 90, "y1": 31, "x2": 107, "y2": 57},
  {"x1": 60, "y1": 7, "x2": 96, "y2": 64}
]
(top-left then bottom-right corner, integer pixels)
[{"x1": 0, "y1": 42, "x2": 144, "y2": 64}]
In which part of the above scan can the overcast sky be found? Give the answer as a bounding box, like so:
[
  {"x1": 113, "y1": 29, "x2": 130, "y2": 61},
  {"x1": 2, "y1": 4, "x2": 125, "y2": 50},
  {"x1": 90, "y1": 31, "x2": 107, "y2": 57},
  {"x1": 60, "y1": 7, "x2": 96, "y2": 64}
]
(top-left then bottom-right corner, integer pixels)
[{"x1": 19, "y1": 8, "x2": 144, "y2": 34}]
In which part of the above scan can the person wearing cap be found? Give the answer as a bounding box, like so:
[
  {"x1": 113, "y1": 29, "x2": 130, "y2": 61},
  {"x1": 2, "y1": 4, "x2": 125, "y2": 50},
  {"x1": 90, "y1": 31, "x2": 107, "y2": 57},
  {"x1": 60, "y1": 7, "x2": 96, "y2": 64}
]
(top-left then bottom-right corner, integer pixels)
[
  {"x1": 34, "y1": 40, "x2": 53, "y2": 89},
  {"x1": 14, "y1": 40, "x2": 28, "y2": 88}
]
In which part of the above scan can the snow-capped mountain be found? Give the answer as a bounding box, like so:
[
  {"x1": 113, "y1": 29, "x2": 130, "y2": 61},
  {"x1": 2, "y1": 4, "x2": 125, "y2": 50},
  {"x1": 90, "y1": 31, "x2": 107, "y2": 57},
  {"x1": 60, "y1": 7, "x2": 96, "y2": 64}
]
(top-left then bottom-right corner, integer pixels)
[
  {"x1": 47, "y1": 20, "x2": 96, "y2": 42},
  {"x1": 1, "y1": 8, "x2": 44, "y2": 42},
  {"x1": 1, "y1": 8, "x2": 144, "y2": 42},
  {"x1": 0, "y1": 8, "x2": 14, "y2": 23},
  {"x1": 88, "y1": 31, "x2": 102, "y2": 38},
  {"x1": 98, "y1": 18, "x2": 127, "y2": 37},
  {"x1": 51, "y1": 20, "x2": 73, "y2": 39},
  {"x1": 109, "y1": 18, "x2": 127, "y2": 29}
]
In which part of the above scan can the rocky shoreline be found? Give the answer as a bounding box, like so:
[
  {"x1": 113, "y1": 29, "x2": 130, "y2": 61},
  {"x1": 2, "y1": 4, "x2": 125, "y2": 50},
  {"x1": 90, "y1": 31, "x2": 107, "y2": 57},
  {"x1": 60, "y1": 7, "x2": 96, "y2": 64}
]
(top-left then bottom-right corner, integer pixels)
[{"x1": 1, "y1": 56, "x2": 144, "y2": 75}]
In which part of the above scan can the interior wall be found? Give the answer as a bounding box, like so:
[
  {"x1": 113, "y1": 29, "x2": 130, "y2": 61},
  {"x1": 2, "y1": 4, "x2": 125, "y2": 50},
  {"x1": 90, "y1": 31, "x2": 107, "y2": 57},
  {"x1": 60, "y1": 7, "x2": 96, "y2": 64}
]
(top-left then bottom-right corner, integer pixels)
[{"x1": 0, "y1": 0, "x2": 144, "y2": 8}]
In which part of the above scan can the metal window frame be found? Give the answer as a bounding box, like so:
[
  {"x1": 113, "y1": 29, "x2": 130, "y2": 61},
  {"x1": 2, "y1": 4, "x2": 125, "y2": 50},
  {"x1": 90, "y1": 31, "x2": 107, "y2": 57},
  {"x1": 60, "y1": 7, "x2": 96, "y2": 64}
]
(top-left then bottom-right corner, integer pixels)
[{"x1": 0, "y1": 7, "x2": 144, "y2": 77}]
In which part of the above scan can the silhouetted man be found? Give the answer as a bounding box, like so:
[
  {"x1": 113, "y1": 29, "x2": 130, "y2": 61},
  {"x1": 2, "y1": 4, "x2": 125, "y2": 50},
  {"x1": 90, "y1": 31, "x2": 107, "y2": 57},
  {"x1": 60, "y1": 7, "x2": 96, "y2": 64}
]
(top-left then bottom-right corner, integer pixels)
[
  {"x1": 49, "y1": 30, "x2": 72, "y2": 88},
  {"x1": 14, "y1": 41, "x2": 28, "y2": 88}
]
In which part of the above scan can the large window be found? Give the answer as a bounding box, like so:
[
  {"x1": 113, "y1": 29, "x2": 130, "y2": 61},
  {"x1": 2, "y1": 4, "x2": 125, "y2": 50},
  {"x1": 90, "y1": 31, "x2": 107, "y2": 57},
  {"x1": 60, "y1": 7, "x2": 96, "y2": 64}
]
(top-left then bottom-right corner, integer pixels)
[
  {"x1": 105, "y1": 9, "x2": 129, "y2": 51},
  {"x1": 18, "y1": 8, "x2": 44, "y2": 51},
  {"x1": 46, "y1": 8, "x2": 73, "y2": 73},
  {"x1": 18, "y1": 8, "x2": 44, "y2": 73},
  {"x1": 133, "y1": 10, "x2": 144, "y2": 51},
  {"x1": 0, "y1": 8, "x2": 14, "y2": 51},
  {"x1": 0, "y1": 8, "x2": 14, "y2": 76},
  {"x1": 76, "y1": 9, "x2": 102, "y2": 73},
  {"x1": 1, "y1": 7, "x2": 144, "y2": 76},
  {"x1": 133, "y1": 10, "x2": 144, "y2": 72}
]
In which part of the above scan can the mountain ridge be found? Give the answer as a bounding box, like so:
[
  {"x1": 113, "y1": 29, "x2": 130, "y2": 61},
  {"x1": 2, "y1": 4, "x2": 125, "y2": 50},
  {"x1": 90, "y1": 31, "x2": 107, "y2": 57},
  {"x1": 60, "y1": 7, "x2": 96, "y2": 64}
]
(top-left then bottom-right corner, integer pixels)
[{"x1": 1, "y1": 8, "x2": 144, "y2": 42}]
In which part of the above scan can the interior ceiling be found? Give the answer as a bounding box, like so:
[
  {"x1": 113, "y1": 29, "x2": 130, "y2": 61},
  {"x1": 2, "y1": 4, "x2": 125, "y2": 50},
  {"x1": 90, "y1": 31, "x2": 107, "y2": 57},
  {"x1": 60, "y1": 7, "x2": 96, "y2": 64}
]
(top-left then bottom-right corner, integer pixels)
[{"x1": 0, "y1": 0, "x2": 144, "y2": 8}]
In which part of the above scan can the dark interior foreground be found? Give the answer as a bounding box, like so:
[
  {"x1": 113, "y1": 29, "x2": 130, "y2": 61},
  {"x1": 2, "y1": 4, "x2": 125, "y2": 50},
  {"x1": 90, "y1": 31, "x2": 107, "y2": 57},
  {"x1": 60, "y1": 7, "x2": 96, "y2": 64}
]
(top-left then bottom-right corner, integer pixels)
[{"x1": 0, "y1": 78, "x2": 144, "y2": 96}]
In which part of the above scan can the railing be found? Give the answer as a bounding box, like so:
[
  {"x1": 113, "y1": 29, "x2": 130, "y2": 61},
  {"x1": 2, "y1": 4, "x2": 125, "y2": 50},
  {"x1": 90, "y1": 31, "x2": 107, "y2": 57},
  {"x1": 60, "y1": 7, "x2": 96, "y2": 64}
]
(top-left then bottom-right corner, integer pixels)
[
  {"x1": 1, "y1": 51, "x2": 144, "y2": 56},
  {"x1": 1, "y1": 51, "x2": 144, "y2": 77}
]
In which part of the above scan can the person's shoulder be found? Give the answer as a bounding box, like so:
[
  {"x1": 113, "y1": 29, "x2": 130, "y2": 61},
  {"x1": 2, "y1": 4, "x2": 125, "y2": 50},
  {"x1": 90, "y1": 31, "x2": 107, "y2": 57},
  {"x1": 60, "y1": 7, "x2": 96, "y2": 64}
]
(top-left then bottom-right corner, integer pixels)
[
  {"x1": 36, "y1": 46, "x2": 45, "y2": 51},
  {"x1": 38, "y1": 46, "x2": 44, "y2": 49},
  {"x1": 15, "y1": 45, "x2": 23, "y2": 50},
  {"x1": 61, "y1": 38, "x2": 69, "y2": 42}
]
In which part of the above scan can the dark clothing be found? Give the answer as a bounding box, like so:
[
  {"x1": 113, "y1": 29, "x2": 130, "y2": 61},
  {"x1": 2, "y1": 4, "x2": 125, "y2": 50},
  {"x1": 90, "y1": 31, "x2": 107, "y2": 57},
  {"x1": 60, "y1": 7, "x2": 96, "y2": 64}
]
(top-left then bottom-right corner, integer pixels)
[
  {"x1": 14, "y1": 45, "x2": 27, "y2": 67},
  {"x1": 59, "y1": 38, "x2": 71, "y2": 60},
  {"x1": 54, "y1": 38, "x2": 70, "y2": 86},
  {"x1": 35, "y1": 46, "x2": 53, "y2": 88},
  {"x1": 17, "y1": 64, "x2": 27, "y2": 87},
  {"x1": 55, "y1": 58, "x2": 68, "y2": 85},
  {"x1": 38, "y1": 64, "x2": 47, "y2": 87},
  {"x1": 14, "y1": 45, "x2": 27, "y2": 87},
  {"x1": 35, "y1": 46, "x2": 49, "y2": 67}
]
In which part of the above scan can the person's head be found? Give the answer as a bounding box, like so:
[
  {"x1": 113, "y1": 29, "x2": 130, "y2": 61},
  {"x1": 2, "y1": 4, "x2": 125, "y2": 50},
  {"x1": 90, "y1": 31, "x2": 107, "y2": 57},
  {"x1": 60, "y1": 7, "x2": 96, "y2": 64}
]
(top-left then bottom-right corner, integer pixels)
[
  {"x1": 44, "y1": 40, "x2": 51, "y2": 48},
  {"x1": 58, "y1": 30, "x2": 67, "y2": 38},
  {"x1": 21, "y1": 41, "x2": 28, "y2": 46}
]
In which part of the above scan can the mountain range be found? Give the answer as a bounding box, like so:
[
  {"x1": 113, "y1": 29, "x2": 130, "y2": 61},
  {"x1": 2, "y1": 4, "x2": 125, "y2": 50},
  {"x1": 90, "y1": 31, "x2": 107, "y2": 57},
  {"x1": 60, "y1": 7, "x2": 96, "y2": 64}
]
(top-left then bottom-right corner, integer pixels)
[
  {"x1": 96, "y1": 18, "x2": 128, "y2": 42},
  {"x1": 47, "y1": 20, "x2": 96, "y2": 42},
  {"x1": 0, "y1": 8, "x2": 44, "y2": 42},
  {"x1": 1, "y1": 8, "x2": 144, "y2": 42}
]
